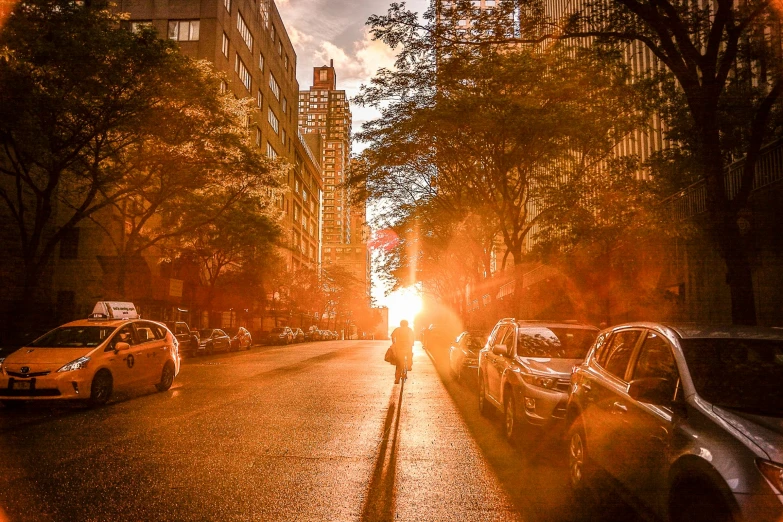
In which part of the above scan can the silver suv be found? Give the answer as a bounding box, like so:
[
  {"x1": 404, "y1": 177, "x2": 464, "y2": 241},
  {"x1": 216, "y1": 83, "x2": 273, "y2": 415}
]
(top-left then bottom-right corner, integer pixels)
[
  {"x1": 567, "y1": 322, "x2": 783, "y2": 522},
  {"x1": 477, "y1": 319, "x2": 598, "y2": 443}
]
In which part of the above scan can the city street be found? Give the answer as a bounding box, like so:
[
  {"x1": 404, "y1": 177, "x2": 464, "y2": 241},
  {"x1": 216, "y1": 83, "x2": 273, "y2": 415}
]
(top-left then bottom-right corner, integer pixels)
[{"x1": 0, "y1": 340, "x2": 642, "y2": 522}]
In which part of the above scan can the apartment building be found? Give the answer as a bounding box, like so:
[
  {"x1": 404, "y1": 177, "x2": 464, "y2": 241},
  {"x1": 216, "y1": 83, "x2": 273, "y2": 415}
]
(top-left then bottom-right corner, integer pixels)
[{"x1": 119, "y1": 0, "x2": 323, "y2": 274}]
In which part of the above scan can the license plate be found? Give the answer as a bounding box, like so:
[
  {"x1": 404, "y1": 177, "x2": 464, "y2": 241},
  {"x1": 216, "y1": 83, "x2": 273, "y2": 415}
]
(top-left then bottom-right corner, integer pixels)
[{"x1": 12, "y1": 381, "x2": 31, "y2": 390}]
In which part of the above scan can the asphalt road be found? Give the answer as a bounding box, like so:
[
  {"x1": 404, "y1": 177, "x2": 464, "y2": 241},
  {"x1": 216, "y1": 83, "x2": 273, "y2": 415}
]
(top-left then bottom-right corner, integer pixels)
[{"x1": 0, "y1": 340, "x2": 643, "y2": 522}]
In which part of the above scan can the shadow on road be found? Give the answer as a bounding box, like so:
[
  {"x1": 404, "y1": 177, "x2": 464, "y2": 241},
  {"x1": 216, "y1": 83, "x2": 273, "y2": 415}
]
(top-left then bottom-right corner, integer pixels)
[{"x1": 360, "y1": 381, "x2": 405, "y2": 522}]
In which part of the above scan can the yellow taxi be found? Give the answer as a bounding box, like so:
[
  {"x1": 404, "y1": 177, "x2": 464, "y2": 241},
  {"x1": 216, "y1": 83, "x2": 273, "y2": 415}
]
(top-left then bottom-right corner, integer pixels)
[{"x1": 0, "y1": 302, "x2": 180, "y2": 408}]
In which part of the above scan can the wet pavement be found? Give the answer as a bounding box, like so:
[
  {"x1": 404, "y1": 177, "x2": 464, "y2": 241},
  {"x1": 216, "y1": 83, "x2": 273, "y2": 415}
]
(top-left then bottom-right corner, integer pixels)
[{"x1": 0, "y1": 340, "x2": 642, "y2": 521}]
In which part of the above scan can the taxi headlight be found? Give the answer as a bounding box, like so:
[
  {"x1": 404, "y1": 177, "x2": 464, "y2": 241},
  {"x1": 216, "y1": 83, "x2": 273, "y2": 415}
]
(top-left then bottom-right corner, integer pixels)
[{"x1": 57, "y1": 356, "x2": 90, "y2": 373}]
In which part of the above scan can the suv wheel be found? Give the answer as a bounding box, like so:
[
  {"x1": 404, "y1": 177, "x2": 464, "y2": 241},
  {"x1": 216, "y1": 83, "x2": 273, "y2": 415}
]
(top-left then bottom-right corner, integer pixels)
[
  {"x1": 567, "y1": 419, "x2": 593, "y2": 497},
  {"x1": 478, "y1": 375, "x2": 490, "y2": 417},
  {"x1": 504, "y1": 392, "x2": 521, "y2": 443}
]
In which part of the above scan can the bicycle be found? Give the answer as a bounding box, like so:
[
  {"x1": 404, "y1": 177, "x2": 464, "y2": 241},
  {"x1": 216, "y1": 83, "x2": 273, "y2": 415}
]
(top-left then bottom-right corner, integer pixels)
[{"x1": 401, "y1": 355, "x2": 408, "y2": 384}]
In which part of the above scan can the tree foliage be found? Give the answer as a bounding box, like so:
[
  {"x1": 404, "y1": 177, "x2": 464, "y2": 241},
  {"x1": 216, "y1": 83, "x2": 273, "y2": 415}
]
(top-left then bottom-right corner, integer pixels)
[
  {"x1": 0, "y1": 0, "x2": 283, "y2": 313},
  {"x1": 352, "y1": 1, "x2": 651, "y2": 306}
]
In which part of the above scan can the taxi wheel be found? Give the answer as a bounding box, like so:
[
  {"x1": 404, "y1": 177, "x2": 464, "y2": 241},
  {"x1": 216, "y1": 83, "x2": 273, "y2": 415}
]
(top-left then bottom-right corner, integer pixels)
[
  {"x1": 156, "y1": 361, "x2": 175, "y2": 392},
  {"x1": 88, "y1": 370, "x2": 113, "y2": 407}
]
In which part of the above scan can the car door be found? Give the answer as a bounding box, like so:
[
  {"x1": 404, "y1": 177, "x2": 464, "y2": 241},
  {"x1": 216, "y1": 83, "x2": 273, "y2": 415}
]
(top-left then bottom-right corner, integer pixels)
[
  {"x1": 104, "y1": 324, "x2": 143, "y2": 387},
  {"x1": 486, "y1": 326, "x2": 513, "y2": 405},
  {"x1": 620, "y1": 330, "x2": 681, "y2": 509},
  {"x1": 215, "y1": 329, "x2": 230, "y2": 351},
  {"x1": 584, "y1": 328, "x2": 644, "y2": 478},
  {"x1": 134, "y1": 321, "x2": 168, "y2": 383}
]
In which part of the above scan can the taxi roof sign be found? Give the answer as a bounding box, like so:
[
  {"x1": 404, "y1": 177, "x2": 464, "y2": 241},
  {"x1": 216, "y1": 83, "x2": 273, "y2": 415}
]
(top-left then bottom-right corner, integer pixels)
[{"x1": 90, "y1": 301, "x2": 139, "y2": 320}]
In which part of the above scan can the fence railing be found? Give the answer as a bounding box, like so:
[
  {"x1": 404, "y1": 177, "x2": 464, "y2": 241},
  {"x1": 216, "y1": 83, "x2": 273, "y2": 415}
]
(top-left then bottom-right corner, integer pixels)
[{"x1": 665, "y1": 140, "x2": 783, "y2": 220}]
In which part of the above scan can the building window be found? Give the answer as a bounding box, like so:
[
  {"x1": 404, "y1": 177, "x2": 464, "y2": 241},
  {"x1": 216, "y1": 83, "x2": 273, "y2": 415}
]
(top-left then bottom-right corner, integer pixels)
[
  {"x1": 237, "y1": 12, "x2": 253, "y2": 50},
  {"x1": 282, "y1": 97, "x2": 288, "y2": 114},
  {"x1": 267, "y1": 142, "x2": 277, "y2": 158},
  {"x1": 222, "y1": 32, "x2": 229, "y2": 58},
  {"x1": 281, "y1": 128, "x2": 286, "y2": 145},
  {"x1": 257, "y1": 89, "x2": 264, "y2": 108},
  {"x1": 60, "y1": 228, "x2": 79, "y2": 259},
  {"x1": 259, "y1": 0, "x2": 269, "y2": 27},
  {"x1": 269, "y1": 73, "x2": 280, "y2": 100},
  {"x1": 284, "y1": 54, "x2": 289, "y2": 70},
  {"x1": 319, "y1": 69, "x2": 327, "y2": 81},
  {"x1": 223, "y1": 0, "x2": 230, "y2": 12},
  {"x1": 235, "y1": 54, "x2": 251, "y2": 91},
  {"x1": 255, "y1": 127, "x2": 262, "y2": 146},
  {"x1": 220, "y1": 80, "x2": 228, "y2": 93},
  {"x1": 168, "y1": 20, "x2": 200, "y2": 41},
  {"x1": 130, "y1": 21, "x2": 152, "y2": 33},
  {"x1": 270, "y1": 24, "x2": 276, "y2": 42},
  {"x1": 277, "y1": 40, "x2": 282, "y2": 56},
  {"x1": 259, "y1": 53, "x2": 264, "y2": 71},
  {"x1": 268, "y1": 108, "x2": 279, "y2": 134}
]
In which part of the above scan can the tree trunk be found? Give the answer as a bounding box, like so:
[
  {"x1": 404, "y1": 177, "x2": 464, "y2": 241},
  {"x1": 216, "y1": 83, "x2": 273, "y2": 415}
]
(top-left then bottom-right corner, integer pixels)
[{"x1": 701, "y1": 130, "x2": 758, "y2": 325}]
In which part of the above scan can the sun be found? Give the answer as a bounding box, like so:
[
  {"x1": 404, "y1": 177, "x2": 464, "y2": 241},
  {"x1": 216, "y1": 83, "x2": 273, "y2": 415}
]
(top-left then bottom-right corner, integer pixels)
[{"x1": 383, "y1": 287, "x2": 423, "y2": 334}]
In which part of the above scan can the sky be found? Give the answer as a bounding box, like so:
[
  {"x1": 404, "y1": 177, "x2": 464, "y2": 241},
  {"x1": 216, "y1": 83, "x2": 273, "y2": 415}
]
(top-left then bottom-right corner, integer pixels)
[
  {"x1": 277, "y1": 0, "x2": 429, "y2": 309},
  {"x1": 277, "y1": 0, "x2": 428, "y2": 150}
]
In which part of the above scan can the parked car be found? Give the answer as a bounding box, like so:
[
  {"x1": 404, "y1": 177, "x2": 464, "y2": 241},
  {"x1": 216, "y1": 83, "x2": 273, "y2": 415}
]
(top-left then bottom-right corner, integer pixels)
[
  {"x1": 0, "y1": 301, "x2": 179, "y2": 408},
  {"x1": 226, "y1": 327, "x2": 252, "y2": 351},
  {"x1": 566, "y1": 322, "x2": 783, "y2": 522},
  {"x1": 198, "y1": 329, "x2": 231, "y2": 354},
  {"x1": 449, "y1": 330, "x2": 487, "y2": 383},
  {"x1": 164, "y1": 321, "x2": 200, "y2": 357},
  {"x1": 292, "y1": 328, "x2": 305, "y2": 343},
  {"x1": 268, "y1": 327, "x2": 294, "y2": 345},
  {"x1": 477, "y1": 319, "x2": 598, "y2": 443},
  {"x1": 304, "y1": 328, "x2": 322, "y2": 342}
]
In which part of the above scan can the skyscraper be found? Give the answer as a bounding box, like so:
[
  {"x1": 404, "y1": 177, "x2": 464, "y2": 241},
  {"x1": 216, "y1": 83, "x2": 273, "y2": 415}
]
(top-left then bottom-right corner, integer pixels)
[{"x1": 299, "y1": 62, "x2": 370, "y2": 297}]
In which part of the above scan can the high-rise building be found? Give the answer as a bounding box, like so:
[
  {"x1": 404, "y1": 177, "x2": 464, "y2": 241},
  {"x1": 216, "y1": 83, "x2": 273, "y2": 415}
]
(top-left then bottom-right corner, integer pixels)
[{"x1": 299, "y1": 62, "x2": 370, "y2": 297}]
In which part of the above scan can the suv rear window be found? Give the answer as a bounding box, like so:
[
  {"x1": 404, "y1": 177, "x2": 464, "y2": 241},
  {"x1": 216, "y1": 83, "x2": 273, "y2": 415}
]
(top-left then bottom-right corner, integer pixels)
[{"x1": 516, "y1": 327, "x2": 597, "y2": 359}]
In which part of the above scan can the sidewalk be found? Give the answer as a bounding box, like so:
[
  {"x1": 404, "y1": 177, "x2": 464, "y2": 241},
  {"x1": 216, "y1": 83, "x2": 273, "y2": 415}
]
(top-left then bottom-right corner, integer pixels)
[{"x1": 361, "y1": 342, "x2": 523, "y2": 521}]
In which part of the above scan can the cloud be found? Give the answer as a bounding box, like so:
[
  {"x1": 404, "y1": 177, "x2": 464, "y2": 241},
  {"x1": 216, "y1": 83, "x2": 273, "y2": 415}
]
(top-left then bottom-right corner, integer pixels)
[
  {"x1": 287, "y1": 25, "x2": 313, "y2": 47},
  {"x1": 313, "y1": 28, "x2": 397, "y2": 87}
]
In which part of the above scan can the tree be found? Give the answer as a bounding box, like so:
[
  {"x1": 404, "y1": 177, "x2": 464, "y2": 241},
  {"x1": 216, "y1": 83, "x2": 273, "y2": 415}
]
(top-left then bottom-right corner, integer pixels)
[
  {"x1": 555, "y1": 0, "x2": 783, "y2": 325},
  {"x1": 177, "y1": 194, "x2": 282, "y2": 311},
  {"x1": 0, "y1": 0, "x2": 188, "y2": 310},
  {"x1": 353, "y1": 2, "x2": 649, "y2": 298},
  {"x1": 90, "y1": 60, "x2": 285, "y2": 297}
]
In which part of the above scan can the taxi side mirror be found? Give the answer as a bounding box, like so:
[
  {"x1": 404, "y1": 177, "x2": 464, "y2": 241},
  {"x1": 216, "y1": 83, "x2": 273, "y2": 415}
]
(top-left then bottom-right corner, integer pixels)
[
  {"x1": 492, "y1": 343, "x2": 509, "y2": 356},
  {"x1": 115, "y1": 342, "x2": 131, "y2": 352}
]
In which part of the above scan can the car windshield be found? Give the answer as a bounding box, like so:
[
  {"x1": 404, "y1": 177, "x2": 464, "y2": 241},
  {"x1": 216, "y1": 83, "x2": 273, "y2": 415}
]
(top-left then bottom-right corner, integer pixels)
[
  {"x1": 199, "y1": 329, "x2": 214, "y2": 338},
  {"x1": 465, "y1": 333, "x2": 486, "y2": 351},
  {"x1": 681, "y1": 338, "x2": 783, "y2": 417},
  {"x1": 516, "y1": 327, "x2": 597, "y2": 359},
  {"x1": 29, "y1": 326, "x2": 116, "y2": 348}
]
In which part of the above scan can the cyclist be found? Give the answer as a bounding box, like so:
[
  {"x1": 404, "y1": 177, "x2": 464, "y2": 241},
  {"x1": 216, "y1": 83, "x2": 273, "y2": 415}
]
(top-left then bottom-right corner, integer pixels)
[{"x1": 391, "y1": 319, "x2": 414, "y2": 384}]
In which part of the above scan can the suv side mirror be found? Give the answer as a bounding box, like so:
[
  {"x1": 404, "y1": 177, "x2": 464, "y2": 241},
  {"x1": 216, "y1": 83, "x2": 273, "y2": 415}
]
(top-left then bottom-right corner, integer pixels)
[
  {"x1": 628, "y1": 377, "x2": 675, "y2": 406},
  {"x1": 492, "y1": 343, "x2": 509, "y2": 356}
]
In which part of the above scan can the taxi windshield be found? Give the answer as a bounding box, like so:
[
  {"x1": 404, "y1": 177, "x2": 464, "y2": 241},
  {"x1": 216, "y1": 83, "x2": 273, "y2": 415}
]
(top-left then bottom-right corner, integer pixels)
[
  {"x1": 516, "y1": 327, "x2": 597, "y2": 359},
  {"x1": 29, "y1": 326, "x2": 116, "y2": 348}
]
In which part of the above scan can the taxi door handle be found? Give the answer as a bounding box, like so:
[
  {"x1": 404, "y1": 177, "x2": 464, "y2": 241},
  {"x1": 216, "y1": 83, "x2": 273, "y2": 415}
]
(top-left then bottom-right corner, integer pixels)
[{"x1": 612, "y1": 402, "x2": 628, "y2": 414}]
